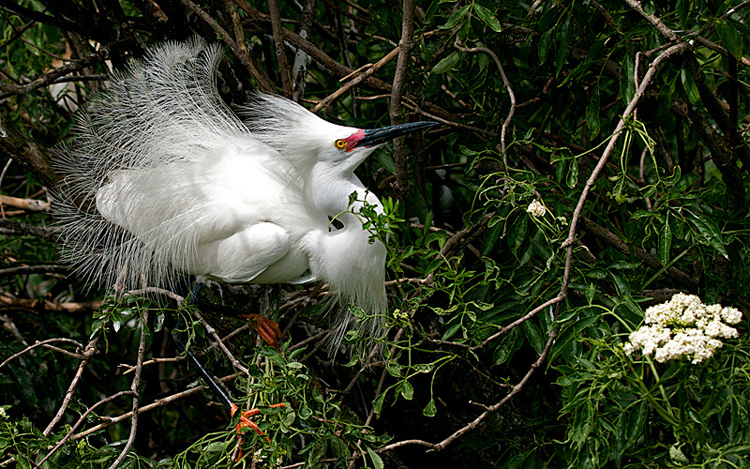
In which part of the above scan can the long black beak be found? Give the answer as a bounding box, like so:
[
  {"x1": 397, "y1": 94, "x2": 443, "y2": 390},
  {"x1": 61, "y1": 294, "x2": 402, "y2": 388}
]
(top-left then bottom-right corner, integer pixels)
[{"x1": 358, "y1": 121, "x2": 438, "y2": 148}]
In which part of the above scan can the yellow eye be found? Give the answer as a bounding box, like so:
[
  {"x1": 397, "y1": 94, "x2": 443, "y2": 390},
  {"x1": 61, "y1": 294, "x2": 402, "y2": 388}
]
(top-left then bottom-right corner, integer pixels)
[{"x1": 334, "y1": 139, "x2": 347, "y2": 150}]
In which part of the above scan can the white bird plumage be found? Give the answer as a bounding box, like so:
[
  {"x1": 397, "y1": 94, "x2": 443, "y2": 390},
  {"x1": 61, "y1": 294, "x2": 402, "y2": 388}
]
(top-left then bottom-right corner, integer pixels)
[{"x1": 53, "y1": 38, "x2": 433, "y2": 353}]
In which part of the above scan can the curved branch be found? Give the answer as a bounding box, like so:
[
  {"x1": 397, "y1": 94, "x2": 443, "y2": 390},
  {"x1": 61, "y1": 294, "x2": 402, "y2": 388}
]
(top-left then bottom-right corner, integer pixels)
[{"x1": 562, "y1": 42, "x2": 689, "y2": 248}]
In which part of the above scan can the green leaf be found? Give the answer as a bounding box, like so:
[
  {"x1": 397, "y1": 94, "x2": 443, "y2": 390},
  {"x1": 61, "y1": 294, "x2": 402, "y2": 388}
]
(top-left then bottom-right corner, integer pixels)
[
  {"x1": 686, "y1": 211, "x2": 728, "y2": 258},
  {"x1": 627, "y1": 400, "x2": 648, "y2": 442},
  {"x1": 622, "y1": 54, "x2": 636, "y2": 103},
  {"x1": 386, "y1": 362, "x2": 402, "y2": 378},
  {"x1": 399, "y1": 380, "x2": 414, "y2": 400},
  {"x1": 566, "y1": 157, "x2": 579, "y2": 189},
  {"x1": 493, "y1": 343, "x2": 511, "y2": 365},
  {"x1": 681, "y1": 70, "x2": 700, "y2": 105},
  {"x1": 439, "y1": 4, "x2": 470, "y2": 30},
  {"x1": 715, "y1": 19, "x2": 742, "y2": 59},
  {"x1": 538, "y1": 29, "x2": 554, "y2": 65},
  {"x1": 586, "y1": 92, "x2": 601, "y2": 137},
  {"x1": 522, "y1": 319, "x2": 545, "y2": 355},
  {"x1": 375, "y1": 151, "x2": 397, "y2": 175},
  {"x1": 299, "y1": 405, "x2": 312, "y2": 419},
  {"x1": 473, "y1": 4, "x2": 502, "y2": 32},
  {"x1": 555, "y1": 155, "x2": 567, "y2": 184},
  {"x1": 431, "y1": 51, "x2": 461, "y2": 74},
  {"x1": 366, "y1": 446, "x2": 385, "y2": 469},
  {"x1": 441, "y1": 322, "x2": 462, "y2": 341},
  {"x1": 508, "y1": 214, "x2": 527, "y2": 255},
  {"x1": 554, "y1": 17, "x2": 571, "y2": 77},
  {"x1": 677, "y1": 0, "x2": 691, "y2": 26},
  {"x1": 610, "y1": 272, "x2": 631, "y2": 297},
  {"x1": 373, "y1": 392, "x2": 386, "y2": 415},
  {"x1": 423, "y1": 398, "x2": 437, "y2": 417}
]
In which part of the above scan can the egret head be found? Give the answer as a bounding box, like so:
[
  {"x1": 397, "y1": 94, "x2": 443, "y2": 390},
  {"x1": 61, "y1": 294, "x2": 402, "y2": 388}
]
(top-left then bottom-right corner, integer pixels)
[
  {"x1": 325, "y1": 121, "x2": 438, "y2": 174},
  {"x1": 240, "y1": 93, "x2": 436, "y2": 174}
]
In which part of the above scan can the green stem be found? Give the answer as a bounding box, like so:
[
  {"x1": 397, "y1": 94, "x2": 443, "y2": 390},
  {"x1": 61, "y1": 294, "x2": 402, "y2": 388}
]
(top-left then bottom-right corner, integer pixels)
[{"x1": 626, "y1": 359, "x2": 679, "y2": 427}]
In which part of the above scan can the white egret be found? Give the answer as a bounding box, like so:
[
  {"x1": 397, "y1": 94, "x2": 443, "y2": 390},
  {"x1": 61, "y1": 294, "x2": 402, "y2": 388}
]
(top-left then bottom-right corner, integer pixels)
[{"x1": 52, "y1": 37, "x2": 435, "y2": 354}]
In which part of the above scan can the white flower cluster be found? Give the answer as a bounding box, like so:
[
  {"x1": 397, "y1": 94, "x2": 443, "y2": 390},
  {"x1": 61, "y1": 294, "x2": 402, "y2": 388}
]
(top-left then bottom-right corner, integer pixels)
[
  {"x1": 526, "y1": 199, "x2": 546, "y2": 217},
  {"x1": 623, "y1": 293, "x2": 743, "y2": 364}
]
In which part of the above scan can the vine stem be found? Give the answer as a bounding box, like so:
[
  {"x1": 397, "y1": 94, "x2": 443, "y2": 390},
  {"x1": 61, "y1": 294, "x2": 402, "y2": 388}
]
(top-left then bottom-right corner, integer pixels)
[{"x1": 454, "y1": 42, "x2": 516, "y2": 166}]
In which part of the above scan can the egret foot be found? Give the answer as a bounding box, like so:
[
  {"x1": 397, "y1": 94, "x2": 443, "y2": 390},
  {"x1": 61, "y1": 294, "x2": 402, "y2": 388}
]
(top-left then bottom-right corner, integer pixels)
[
  {"x1": 231, "y1": 402, "x2": 286, "y2": 459},
  {"x1": 236, "y1": 313, "x2": 283, "y2": 350}
]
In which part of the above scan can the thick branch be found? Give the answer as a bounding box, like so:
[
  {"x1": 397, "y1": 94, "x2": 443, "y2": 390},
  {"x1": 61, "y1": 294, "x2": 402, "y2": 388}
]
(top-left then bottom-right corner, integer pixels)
[
  {"x1": 390, "y1": 0, "x2": 416, "y2": 201},
  {"x1": 0, "y1": 118, "x2": 59, "y2": 188},
  {"x1": 268, "y1": 0, "x2": 293, "y2": 95}
]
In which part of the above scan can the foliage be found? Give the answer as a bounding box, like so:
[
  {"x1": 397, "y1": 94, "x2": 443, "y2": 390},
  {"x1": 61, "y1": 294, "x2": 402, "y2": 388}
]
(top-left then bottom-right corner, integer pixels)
[{"x1": 1, "y1": 0, "x2": 750, "y2": 468}]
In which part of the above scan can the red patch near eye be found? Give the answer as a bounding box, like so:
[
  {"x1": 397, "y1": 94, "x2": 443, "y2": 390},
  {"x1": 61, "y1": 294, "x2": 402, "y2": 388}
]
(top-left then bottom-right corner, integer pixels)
[{"x1": 343, "y1": 129, "x2": 366, "y2": 152}]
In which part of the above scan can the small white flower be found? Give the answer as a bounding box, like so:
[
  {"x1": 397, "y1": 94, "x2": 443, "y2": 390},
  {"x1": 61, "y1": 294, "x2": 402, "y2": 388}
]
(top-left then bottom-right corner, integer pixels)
[
  {"x1": 721, "y1": 307, "x2": 743, "y2": 325},
  {"x1": 526, "y1": 199, "x2": 546, "y2": 217},
  {"x1": 624, "y1": 294, "x2": 742, "y2": 364}
]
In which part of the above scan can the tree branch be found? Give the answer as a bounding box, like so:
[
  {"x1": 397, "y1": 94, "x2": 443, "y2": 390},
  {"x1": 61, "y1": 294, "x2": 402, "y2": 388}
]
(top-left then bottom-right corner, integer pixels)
[{"x1": 390, "y1": 0, "x2": 416, "y2": 201}]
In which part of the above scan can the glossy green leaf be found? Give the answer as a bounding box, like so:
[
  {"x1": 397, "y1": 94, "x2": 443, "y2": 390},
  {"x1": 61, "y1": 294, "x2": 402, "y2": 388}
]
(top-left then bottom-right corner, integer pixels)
[
  {"x1": 554, "y1": 17, "x2": 571, "y2": 77},
  {"x1": 366, "y1": 446, "x2": 385, "y2": 469},
  {"x1": 373, "y1": 392, "x2": 386, "y2": 416},
  {"x1": 715, "y1": 19, "x2": 743, "y2": 59},
  {"x1": 400, "y1": 380, "x2": 414, "y2": 400},
  {"x1": 538, "y1": 28, "x2": 554, "y2": 65},
  {"x1": 439, "y1": 4, "x2": 470, "y2": 30},
  {"x1": 473, "y1": 4, "x2": 502, "y2": 32},
  {"x1": 508, "y1": 214, "x2": 528, "y2": 255},
  {"x1": 586, "y1": 92, "x2": 601, "y2": 137},
  {"x1": 687, "y1": 211, "x2": 728, "y2": 258},
  {"x1": 423, "y1": 398, "x2": 437, "y2": 417},
  {"x1": 522, "y1": 318, "x2": 545, "y2": 355},
  {"x1": 566, "y1": 157, "x2": 579, "y2": 189},
  {"x1": 431, "y1": 51, "x2": 461, "y2": 74}
]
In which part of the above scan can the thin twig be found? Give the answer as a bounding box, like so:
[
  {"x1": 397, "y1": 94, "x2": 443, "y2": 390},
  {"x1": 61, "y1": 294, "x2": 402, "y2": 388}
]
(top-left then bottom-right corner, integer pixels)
[
  {"x1": 70, "y1": 373, "x2": 241, "y2": 441},
  {"x1": 378, "y1": 329, "x2": 557, "y2": 453},
  {"x1": 0, "y1": 264, "x2": 67, "y2": 276},
  {"x1": 107, "y1": 309, "x2": 149, "y2": 469},
  {"x1": 311, "y1": 45, "x2": 400, "y2": 112},
  {"x1": 472, "y1": 295, "x2": 563, "y2": 350},
  {"x1": 455, "y1": 42, "x2": 516, "y2": 166},
  {"x1": 291, "y1": 0, "x2": 315, "y2": 101},
  {"x1": 179, "y1": 0, "x2": 274, "y2": 93},
  {"x1": 36, "y1": 392, "x2": 134, "y2": 467},
  {"x1": 191, "y1": 309, "x2": 250, "y2": 375},
  {"x1": 42, "y1": 338, "x2": 99, "y2": 436},
  {"x1": 0, "y1": 294, "x2": 102, "y2": 314},
  {"x1": 0, "y1": 338, "x2": 85, "y2": 370},
  {"x1": 0, "y1": 46, "x2": 111, "y2": 94}
]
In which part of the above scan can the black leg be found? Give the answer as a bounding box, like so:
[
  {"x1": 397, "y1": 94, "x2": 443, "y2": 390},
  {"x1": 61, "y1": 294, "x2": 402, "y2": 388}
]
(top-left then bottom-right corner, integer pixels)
[{"x1": 171, "y1": 282, "x2": 233, "y2": 411}]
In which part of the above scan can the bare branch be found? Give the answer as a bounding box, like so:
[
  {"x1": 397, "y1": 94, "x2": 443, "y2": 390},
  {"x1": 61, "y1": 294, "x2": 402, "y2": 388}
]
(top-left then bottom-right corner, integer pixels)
[
  {"x1": 455, "y1": 42, "x2": 516, "y2": 165},
  {"x1": 268, "y1": 0, "x2": 293, "y2": 95},
  {"x1": 107, "y1": 309, "x2": 148, "y2": 468},
  {"x1": 390, "y1": 0, "x2": 416, "y2": 201},
  {"x1": 0, "y1": 46, "x2": 110, "y2": 95},
  {"x1": 0, "y1": 338, "x2": 85, "y2": 369},
  {"x1": 43, "y1": 338, "x2": 99, "y2": 436}
]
